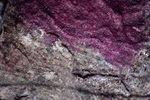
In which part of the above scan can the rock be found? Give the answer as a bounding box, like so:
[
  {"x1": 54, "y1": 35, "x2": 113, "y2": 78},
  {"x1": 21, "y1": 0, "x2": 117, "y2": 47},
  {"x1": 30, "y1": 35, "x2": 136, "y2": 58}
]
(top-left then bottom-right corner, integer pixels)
[{"x1": 0, "y1": 0, "x2": 149, "y2": 99}]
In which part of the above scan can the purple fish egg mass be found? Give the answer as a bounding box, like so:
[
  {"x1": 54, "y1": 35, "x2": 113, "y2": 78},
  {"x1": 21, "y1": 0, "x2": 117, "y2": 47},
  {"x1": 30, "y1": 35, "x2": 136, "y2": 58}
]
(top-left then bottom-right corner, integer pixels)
[{"x1": 15, "y1": 0, "x2": 149, "y2": 67}]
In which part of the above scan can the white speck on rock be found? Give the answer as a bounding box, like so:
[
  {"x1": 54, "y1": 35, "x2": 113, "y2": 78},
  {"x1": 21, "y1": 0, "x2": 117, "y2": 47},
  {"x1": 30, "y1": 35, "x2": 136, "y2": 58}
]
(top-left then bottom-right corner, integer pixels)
[
  {"x1": 43, "y1": 72, "x2": 56, "y2": 80},
  {"x1": 53, "y1": 40, "x2": 72, "y2": 60}
]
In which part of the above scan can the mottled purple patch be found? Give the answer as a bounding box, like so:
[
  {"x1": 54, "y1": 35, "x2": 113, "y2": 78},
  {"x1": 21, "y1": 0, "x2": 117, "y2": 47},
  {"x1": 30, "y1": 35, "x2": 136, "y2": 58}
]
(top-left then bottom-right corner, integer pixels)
[{"x1": 14, "y1": 0, "x2": 149, "y2": 67}]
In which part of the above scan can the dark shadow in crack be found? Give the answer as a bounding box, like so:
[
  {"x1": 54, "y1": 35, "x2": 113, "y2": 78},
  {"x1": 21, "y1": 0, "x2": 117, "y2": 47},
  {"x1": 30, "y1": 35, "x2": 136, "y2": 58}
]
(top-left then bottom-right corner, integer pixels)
[
  {"x1": 72, "y1": 69, "x2": 119, "y2": 79},
  {"x1": 71, "y1": 86, "x2": 150, "y2": 99},
  {"x1": 0, "y1": 82, "x2": 150, "y2": 99}
]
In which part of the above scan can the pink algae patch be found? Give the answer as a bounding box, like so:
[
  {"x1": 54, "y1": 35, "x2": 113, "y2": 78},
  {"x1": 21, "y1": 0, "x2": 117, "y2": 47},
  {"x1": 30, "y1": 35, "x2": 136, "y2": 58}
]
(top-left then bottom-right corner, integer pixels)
[{"x1": 15, "y1": 0, "x2": 149, "y2": 67}]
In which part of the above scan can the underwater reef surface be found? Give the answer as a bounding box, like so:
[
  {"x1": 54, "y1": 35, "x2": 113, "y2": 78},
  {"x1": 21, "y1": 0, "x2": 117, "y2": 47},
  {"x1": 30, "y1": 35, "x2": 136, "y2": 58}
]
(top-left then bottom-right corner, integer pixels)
[{"x1": 15, "y1": 0, "x2": 149, "y2": 68}]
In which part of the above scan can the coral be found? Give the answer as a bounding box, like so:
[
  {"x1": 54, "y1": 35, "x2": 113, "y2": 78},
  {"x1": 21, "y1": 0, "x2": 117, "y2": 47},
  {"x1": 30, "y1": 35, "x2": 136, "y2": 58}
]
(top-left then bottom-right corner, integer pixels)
[{"x1": 14, "y1": 0, "x2": 149, "y2": 67}]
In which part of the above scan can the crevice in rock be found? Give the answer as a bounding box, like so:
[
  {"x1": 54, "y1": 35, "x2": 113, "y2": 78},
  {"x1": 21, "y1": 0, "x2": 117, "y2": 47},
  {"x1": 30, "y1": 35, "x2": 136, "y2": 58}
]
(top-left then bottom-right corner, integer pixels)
[
  {"x1": 61, "y1": 43, "x2": 74, "y2": 56},
  {"x1": 11, "y1": 43, "x2": 30, "y2": 65},
  {"x1": 71, "y1": 86, "x2": 128, "y2": 98},
  {"x1": 121, "y1": 80, "x2": 131, "y2": 94},
  {"x1": 14, "y1": 95, "x2": 28, "y2": 100},
  {"x1": 47, "y1": 32, "x2": 60, "y2": 39},
  {"x1": 0, "y1": 82, "x2": 149, "y2": 99},
  {"x1": 72, "y1": 69, "x2": 119, "y2": 79}
]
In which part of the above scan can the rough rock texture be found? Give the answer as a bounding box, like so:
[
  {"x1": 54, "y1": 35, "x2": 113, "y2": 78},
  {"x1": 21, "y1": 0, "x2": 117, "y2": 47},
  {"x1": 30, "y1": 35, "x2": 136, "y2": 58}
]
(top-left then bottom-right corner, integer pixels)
[
  {"x1": 0, "y1": 0, "x2": 149, "y2": 100},
  {"x1": 15, "y1": 0, "x2": 149, "y2": 68}
]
